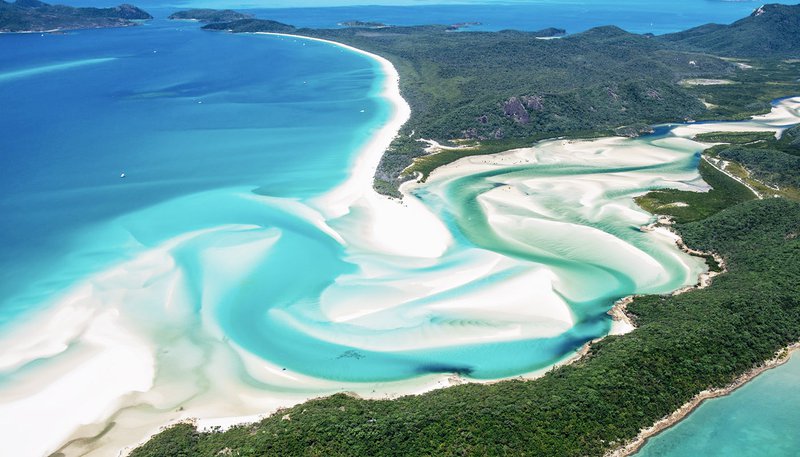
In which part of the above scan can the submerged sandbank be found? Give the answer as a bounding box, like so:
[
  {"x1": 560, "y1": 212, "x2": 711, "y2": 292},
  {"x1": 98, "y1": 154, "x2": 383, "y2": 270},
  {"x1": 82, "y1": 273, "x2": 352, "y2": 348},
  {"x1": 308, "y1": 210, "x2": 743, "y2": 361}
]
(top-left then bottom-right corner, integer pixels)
[{"x1": 2, "y1": 26, "x2": 797, "y2": 457}]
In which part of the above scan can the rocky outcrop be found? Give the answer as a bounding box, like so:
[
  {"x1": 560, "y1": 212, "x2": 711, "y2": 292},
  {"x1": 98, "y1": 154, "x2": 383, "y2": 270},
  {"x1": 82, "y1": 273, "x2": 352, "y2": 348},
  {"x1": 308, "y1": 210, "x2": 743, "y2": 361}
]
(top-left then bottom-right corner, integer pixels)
[
  {"x1": 645, "y1": 89, "x2": 663, "y2": 100},
  {"x1": 502, "y1": 96, "x2": 530, "y2": 124},
  {"x1": 502, "y1": 94, "x2": 545, "y2": 124},
  {"x1": 521, "y1": 95, "x2": 544, "y2": 111}
]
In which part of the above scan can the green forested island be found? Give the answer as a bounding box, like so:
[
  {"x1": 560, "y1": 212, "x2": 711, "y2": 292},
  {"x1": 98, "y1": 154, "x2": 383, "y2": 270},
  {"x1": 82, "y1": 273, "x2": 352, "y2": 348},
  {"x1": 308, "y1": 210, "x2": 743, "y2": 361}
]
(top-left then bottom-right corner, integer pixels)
[
  {"x1": 168, "y1": 9, "x2": 252, "y2": 23},
  {"x1": 128, "y1": 5, "x2": 800, "y2": 457},
  {"x1": 0, "y1": 0, "x2": 151, "y2": 32}
]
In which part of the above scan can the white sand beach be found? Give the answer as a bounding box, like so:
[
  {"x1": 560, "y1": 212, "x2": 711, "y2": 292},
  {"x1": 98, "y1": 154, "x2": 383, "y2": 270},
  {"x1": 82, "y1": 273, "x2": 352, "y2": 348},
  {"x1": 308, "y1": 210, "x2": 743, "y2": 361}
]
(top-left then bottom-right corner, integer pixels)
[{"x1": 1, "y1": 29, "x2": 797, "y2": 457}]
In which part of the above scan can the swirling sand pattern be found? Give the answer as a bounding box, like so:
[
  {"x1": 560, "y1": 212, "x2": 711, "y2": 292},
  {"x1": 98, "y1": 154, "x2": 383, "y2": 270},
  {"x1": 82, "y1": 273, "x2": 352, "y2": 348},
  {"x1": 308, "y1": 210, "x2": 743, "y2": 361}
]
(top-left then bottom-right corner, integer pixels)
[{"x1": 1, "y1": 24, "x2": 799, "y2": 456}]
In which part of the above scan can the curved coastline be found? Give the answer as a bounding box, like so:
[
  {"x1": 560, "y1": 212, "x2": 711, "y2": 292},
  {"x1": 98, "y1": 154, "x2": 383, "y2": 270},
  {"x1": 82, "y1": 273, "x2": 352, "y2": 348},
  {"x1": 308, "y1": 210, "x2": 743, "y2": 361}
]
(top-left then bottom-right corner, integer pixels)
[
  {"x1": 129, "y1": 86, "x2": 799, "y2": 457},
  {"x1": 117, "y1": 32, "x2": 799, "y2": 456},
  {"x1": 609, "y1": 343, "x2": 800, "y2": 457},
  {"x1": 12, "y1": 25, "x2": 799, "y2": 457},
  {"x1": 120, "y1": 34, "x2": 701, "y2": 455}
]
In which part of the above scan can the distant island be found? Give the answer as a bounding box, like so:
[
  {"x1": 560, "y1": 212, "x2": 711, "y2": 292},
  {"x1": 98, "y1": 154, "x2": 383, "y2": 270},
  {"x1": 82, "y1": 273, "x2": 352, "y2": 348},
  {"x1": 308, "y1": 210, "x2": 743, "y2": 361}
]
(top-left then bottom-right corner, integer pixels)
[
  {"x1": 338, "y1": 20, "x2": 388, "y2": 28},
  {"x1": 0, "y1": 0, "x2": 151, "y2": 33},
  {"x1": 168, "y1": 9, "x2": 252, "y2": 23},
  {"x1": 202, "y1": 18, "x2": 295, "y2": 34}
]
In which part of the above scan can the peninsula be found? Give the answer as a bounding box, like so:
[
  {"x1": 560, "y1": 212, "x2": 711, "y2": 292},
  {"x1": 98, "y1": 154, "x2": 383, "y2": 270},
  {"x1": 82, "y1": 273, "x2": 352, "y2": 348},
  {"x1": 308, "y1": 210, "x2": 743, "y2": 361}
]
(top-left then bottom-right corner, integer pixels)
[
  {"x1": 130, "y1": 6, "x2": 800, "y2": 456},
  {"x1": 0, "y1": 0, "x2": 151, "y2": 33}
]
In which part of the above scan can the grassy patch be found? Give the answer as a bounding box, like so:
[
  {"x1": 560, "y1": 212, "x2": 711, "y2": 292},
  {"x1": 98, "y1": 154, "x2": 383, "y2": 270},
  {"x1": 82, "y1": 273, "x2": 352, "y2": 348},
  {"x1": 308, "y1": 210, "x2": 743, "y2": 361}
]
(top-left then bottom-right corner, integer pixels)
[
  {"x1": 635, "y1": 158, "x2": 756, "y2": 222},
  {"x1": 689, "y1": 60, "x2": 800, "y2": 121},
  {"x1": 693, "y1": 131, "x2": 776, "y2": 145}
]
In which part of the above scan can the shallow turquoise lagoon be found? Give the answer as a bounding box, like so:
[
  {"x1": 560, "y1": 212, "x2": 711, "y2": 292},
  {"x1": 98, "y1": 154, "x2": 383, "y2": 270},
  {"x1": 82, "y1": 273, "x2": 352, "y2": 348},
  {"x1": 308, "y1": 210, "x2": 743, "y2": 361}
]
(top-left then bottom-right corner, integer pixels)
[
  {"x1": 1, "y1": 6, "x2": 798, "y2": 456},
  {"x1": 0, "y1": 21, "x2": 387, "y2": 325},
  {"x1": 636, "y1": 352, "x2": 800, "y2": 457},
  {"x1": 0, "y1": 18, "x2": 706, "y2": 387}
]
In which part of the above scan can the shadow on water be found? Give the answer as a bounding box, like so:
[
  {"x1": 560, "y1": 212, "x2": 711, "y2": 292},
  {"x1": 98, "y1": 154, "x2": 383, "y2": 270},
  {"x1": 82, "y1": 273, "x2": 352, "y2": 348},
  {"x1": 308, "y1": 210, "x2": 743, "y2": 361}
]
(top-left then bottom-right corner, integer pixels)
[{"x1": 416, "y1": 364, "x2": 475, "y2": 376}]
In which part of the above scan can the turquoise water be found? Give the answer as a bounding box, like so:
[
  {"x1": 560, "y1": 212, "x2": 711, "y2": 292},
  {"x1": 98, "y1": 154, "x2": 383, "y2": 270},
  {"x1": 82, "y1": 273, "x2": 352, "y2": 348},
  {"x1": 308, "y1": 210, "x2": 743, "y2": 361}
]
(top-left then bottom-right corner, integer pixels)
[
  {"x1": 0, "y1": 21, "x2": 385, "y2": 324},
  {"x1": 1, "y1": 4, "x2": 799, "y2": 456},
  {"x1": 636, "y1": 352, "x2": 800, "y2": 457},
  {"x1": 0, "y1": 16, "x2": 705, "y2": 388}
]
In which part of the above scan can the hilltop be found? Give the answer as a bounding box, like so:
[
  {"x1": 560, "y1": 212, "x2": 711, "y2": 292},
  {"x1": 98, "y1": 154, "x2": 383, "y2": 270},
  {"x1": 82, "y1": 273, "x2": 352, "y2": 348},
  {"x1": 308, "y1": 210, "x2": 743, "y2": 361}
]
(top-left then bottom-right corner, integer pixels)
[
  {"x1": 168, "y1": 9, "x2": 252, "y2": 23},
  {"x1": 0, "y1": 0, "x2": 151, "y2": 33},
  {"x1": 661, "y1": 3, "x2": 800, "y2": 57}
]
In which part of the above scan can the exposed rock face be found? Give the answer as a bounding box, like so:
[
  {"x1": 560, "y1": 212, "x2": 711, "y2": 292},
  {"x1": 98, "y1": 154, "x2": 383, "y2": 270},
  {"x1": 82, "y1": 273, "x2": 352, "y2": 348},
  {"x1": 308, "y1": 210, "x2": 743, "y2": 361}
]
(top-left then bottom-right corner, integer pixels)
[
  {"x1": 493, "y1": 128, "x2": 505, "y2": 139},
  {"x1": 477, "y1": 114, "x2": 489, "y2": 124},
  {"x1": 521, "y1": 95, "x2": 544, "y2": 111},
  {"x1": 502, "y1": 96, "x2": 530, "y2": 124},
  {"x1": 462, "y1": 127, "x2": 479, "y2": 139},
  {"x1": 646, "y1": 88, "x2": 663, "y2": 100}
]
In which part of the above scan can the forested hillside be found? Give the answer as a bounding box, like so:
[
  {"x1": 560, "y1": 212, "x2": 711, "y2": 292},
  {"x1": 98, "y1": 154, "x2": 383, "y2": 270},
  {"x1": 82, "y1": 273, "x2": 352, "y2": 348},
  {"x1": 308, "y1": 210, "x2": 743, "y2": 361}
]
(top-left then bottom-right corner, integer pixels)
[
  {"x1": 661, "y1": 3, "x2": 800, "y2": 57},
  {"x1": 0, "y1": 0, "x2": 151, "y2": 32},
  {"x1": 188, "y1": 5, "x2": 800, "y2": 195}
]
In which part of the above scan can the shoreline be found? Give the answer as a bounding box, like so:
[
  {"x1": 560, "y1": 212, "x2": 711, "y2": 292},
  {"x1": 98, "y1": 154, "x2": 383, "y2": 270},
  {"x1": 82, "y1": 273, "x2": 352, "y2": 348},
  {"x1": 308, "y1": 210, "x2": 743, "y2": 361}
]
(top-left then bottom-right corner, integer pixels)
[
  {"x1": 607, "y1": 342, "x2": 800, "y2": 457},
  {"x1": 117, "y1": 31, "x2": 428, "y2": 456},
  {"x1": 259, "y1": 32, "x2": 411, "y2": 219},
  {"x1": 40, "y1": 30, "x2": 797, "y2": 457}
]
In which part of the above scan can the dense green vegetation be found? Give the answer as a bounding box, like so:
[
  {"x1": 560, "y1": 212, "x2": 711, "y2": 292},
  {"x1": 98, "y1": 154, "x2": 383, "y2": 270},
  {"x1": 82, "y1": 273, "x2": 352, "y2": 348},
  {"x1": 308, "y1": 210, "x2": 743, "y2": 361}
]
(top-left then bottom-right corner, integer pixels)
[
  {"x1": 298, "y1": 25, "x2": 730, "y2": 194},
  {"x1": 634, "y1": 158, "x2": 756, "y2": 222},
  {"x1": 637, "y1": 123, "x2": 800, "y2": 221},
  {"x1": 131, "y1": 195, "x2": 800, "y2": 456},
  {"x1": 686, "y1": 60, "x2": 800, "y2": 122},
  {"x1": 693, "y1": 131, "x2": 776, "y2": 145},
  {"x1": 691, "y1": 126, "x2": 800, "y2": 200},
  {"x1": 719, "y1": 147, "x2": 800, "y2": 189},
  {"x1": 0, "y1": 0, "x2": 151, "y2": 32},
  {"x1": 662, "y1": 4, "x2": 800, "y2": 57},
  {"x1": 202, "y1": 18, "x2": 295, "y2": 33},
  {"x1": 191, "y1": 4, "x2": 800, "y2": 195}
]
